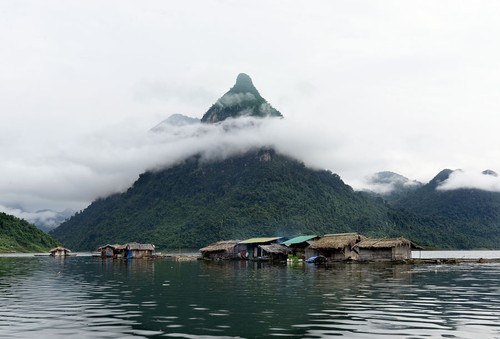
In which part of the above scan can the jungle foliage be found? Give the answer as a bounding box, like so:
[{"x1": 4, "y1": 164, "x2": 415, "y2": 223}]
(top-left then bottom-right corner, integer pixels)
[{"x1": 0, "y1": 212, "x2": 60, "y2": 252}]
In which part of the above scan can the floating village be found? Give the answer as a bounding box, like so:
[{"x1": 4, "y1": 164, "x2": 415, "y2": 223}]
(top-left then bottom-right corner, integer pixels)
[
  {"x1": 48, "y1": 232, "x2": 499, "y2": 264},
  {"x1": 49, "y1": 233, "x2": 425, "y2": 263},
  {"x1": 198, "y1": 233, "x2": 424, "y2": 263}
]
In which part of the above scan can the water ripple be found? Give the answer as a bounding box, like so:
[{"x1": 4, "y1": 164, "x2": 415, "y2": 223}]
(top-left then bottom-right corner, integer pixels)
[{"x1": 1, "y1": 258, "x2": 500, "y2": 338}]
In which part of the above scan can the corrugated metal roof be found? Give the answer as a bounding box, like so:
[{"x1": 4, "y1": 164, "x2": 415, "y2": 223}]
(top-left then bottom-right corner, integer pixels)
[
  {"x1": 239, "y1": 237, "x2": 281, "y2": 244},
  {"x1": 282, "y1": 235, "x2": 318, "y2": 246}
]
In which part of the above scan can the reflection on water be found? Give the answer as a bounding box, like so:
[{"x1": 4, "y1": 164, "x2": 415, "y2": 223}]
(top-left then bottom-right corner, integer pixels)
[{"x1": 0, "y1": 257, "x2": 499, "y2": 338}]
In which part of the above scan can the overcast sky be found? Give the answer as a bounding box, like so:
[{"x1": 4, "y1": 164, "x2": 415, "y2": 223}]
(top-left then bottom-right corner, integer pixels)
[{"x1": 2, "y1": 1, "x2": 500, "y2": 216}]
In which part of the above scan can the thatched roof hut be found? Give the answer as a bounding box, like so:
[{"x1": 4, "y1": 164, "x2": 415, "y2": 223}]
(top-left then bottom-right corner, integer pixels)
[
  {"x1": 49, "y1": 246, "x2": 71, "y2": 256},
  {"x1": 200, "y1": 240, "x2": 240, "y2": 253},
  {"x1": 309, "y1": 233, "x2": 366, "y2": 261},
  {"x1": 309, "y1": 233, "x2": 366, "y2": 250},
  {"x1": 98, "y1": 244, "x2": 115, "y2": 257},
  {"x1": 199, "y1": 240, "x2": 240, "y2": 260},
  {"x1": 123, "y1": 243, "x2": 155, "y2": 258},
  {"x1": 126, "y1": 243, "x2": 155, "y2": 251},
  {"x1": 96, "y1": 243, "x2": 154, "y2": 259},
  {"x1": 355, "y1": 237, "x2": 423, "y2": 261}
]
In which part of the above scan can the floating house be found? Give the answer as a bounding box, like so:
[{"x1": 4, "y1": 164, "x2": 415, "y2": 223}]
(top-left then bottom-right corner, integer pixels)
[
  {"x1": 258, "y1": 244, "x2": 291, "y2": 262},
  {"x1": 112, "y1": 244, "x2": 127, "y2": 258},
  {"x1": 98, "y1": 244, "x2": 117, "y2": 258},
  {"x1": 237, "y1": 237, "x2": 283, "y2": 260},
  {"x1": 49, "y1": 246, "x2": 72, "y2": 257},
  {"x1": 309, "y1": 233, "x2": 366, "y2": 261},
  {"x1": 282, "y1": 235, "x2": 320, "y2": 259},
  {"x1": 125, "y1": 243, "x2": 155, "y2": 258},
  {"x1": 97, "y1": 243, "x2": 155, "y2": 259},
  {"x1": 355, "y1": 237, "x2": 423, "y2": 261},
  {"x1": 199, "y1": 240, "x2": 240, "y2": 260}
]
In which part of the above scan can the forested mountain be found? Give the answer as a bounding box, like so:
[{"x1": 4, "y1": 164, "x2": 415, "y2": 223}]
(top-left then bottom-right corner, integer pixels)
[
  {"x1": 0, "y1": 212, "x2": 60, "y2": 252},
  {"x1": 389, "y1": 169, "x2": 500, "y2": 249},
  {"x1": 51, "y1": 149, "x2": 402, "y2": 250}
]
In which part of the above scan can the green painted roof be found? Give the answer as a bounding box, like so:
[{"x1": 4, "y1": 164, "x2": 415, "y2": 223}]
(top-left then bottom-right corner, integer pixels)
[
  {"x1": 282, "y1": 235, "x2": 318, "y2": 246},
  {"x1": 239, "y1": 237, "x2": 281, "y2": 244}
]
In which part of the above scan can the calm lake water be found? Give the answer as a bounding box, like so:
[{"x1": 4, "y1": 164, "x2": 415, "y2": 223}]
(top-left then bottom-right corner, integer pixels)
[{"x1": 1, "y1": 255, "x2": 499, "y2": 338}]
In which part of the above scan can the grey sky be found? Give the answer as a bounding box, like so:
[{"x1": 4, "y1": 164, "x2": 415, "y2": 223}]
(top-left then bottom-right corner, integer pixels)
[{"x1": 1, "y1": 1, "x2": 500, "y2": 215}]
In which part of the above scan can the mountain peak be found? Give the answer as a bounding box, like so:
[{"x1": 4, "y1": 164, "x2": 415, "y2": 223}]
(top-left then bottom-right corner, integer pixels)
[
  {"x1": 482, "y1": 169, "x2": 498, "y2": 177},
  {"x1": 231, "y1": 73, "x2": 260, "y2": 96},
  {"x1": 428, "y1": 169, "x2": 454, "y2": 188},
  {"x1": 201, "y1": 74, "x2": 283, "y2": 123}
]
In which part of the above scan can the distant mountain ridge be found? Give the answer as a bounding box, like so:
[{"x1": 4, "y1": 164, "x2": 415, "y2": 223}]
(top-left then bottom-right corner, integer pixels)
[
  {"x1": 373, "y1": 169, "x2": 500, "y2": 249},
  {"x1": 151, "y1": 114, "x2": 200, "y2": 132},
  {"x1": 0, "y1": 206, "x2": 75, "y2": 233},
  {"x1": 363, "y1": 171, "x2": 423, "y2": 203}
]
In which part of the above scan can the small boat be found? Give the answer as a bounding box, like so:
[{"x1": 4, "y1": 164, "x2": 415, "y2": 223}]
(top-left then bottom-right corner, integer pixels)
[{"x1": 306, "y1": 256, "x2": 327, "y2": 264}]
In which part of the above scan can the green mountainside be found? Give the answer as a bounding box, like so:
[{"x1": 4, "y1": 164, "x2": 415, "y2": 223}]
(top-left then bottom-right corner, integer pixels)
[
  {"x1": 0, "y1": 212, "x2": 60, "y2": 252},
  {"x1": 388, "y1": 169, "x2": 500, "y2": 249}
]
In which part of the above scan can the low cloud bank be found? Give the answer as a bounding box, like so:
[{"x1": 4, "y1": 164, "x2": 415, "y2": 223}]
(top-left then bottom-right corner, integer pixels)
[
  {"x1": 217, "y1": 93, "x2": 256, "y2": 107},
  {"x1": 362, "y1": 180, "x2": 422, "y2": 195},
  {"x1": 2, "y1": 114, "x2": 500, "y2": 214},
  {"x1": 357, "y1": 171, "x2": 423, "y2": 195},
  {"x1": 438, "y1": 170, "x2": 500, "y2": 192},
  {"x1": 1, "y1": 116, "x2": 345, "y2": 212},
  {"x1": 0, "y1": 205, "x2": 74, "y2": 230}
]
